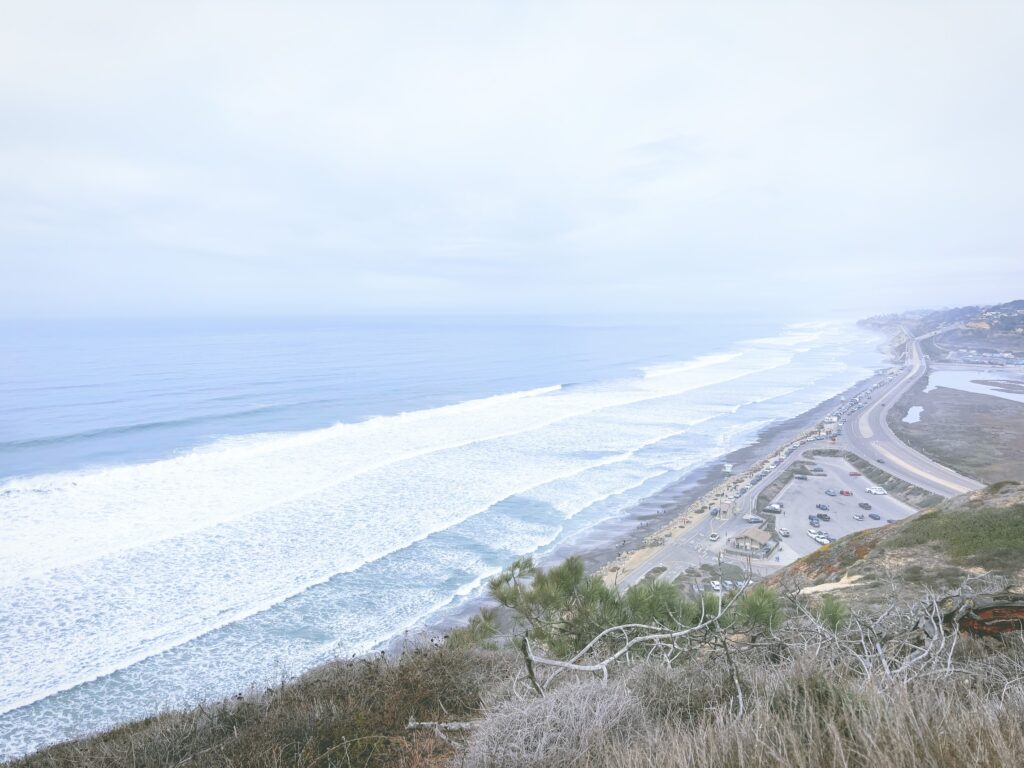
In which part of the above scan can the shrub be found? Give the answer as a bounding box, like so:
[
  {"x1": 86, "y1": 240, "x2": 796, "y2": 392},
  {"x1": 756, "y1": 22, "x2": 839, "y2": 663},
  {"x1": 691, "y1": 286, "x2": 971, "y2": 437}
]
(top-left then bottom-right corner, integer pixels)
[
  {"x1": 463, "y1": 680, "x2": 643, "y2": 768},
  {"x1": 734, "y1": 584, "x2": 783, "y2": 630},
  {"x1": 13, "y1": 645, "x2": 515, "y2": 768},
  {"x1": 815, "y1": 594, "x2": 849, "y2": 631},
  {"x1": 889, "y1": 503, "x2": 1024, "y2": 573}
]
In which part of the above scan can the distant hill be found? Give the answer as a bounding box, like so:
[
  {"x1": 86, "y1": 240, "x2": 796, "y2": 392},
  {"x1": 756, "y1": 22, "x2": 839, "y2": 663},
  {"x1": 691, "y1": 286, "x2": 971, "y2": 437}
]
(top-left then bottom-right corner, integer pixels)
[
  {"x1": 863, "y1": 299, "x2": 1024, "y2": 364},
  {"x1": 863, "y1": 299, "x2": 1024, "y2": 336}
]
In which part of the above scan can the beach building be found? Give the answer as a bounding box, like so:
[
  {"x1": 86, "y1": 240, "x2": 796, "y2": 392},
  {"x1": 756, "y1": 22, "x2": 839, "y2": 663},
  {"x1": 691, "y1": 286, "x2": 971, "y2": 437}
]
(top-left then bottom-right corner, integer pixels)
[{"x1": 730, "y1": 527, "x2": 775, "y2": 558}]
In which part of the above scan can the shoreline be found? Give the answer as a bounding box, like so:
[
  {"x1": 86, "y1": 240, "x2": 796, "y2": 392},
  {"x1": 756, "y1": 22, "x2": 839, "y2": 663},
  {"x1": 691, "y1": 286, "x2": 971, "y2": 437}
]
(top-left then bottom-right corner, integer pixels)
[
  {"x1": 4, "y1": 339, "x2": 893, "y2": 761},
  {"x1": 412, "y1": 369, "x2": 883, "y2": 643}
]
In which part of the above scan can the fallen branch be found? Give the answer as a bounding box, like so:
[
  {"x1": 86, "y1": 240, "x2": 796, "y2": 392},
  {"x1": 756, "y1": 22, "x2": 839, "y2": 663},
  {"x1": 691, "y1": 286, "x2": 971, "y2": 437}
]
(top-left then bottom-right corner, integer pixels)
[{"x1": 406, "y1": 718, "x2": 477, "y2": 732}]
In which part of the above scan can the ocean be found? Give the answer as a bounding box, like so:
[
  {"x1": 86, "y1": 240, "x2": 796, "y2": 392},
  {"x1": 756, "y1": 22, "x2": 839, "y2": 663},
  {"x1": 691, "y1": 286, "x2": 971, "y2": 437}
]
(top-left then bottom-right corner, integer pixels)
[{"x1": 0, "y1": 315, "x2": 885, "y2": 757}]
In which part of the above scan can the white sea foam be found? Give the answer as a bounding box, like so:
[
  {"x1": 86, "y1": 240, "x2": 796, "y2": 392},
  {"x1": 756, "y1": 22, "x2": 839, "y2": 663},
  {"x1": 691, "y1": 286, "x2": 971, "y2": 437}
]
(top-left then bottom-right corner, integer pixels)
[{"x1": 0, "y1": 322, "x2": 885, "y2": 757}]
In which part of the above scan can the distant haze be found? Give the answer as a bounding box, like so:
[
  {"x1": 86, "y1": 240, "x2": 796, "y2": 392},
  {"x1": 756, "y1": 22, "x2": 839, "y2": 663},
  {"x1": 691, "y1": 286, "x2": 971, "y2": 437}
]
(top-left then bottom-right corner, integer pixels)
[{"x1": 1, "y1": 1, "x2": 1022, "y2": 318}]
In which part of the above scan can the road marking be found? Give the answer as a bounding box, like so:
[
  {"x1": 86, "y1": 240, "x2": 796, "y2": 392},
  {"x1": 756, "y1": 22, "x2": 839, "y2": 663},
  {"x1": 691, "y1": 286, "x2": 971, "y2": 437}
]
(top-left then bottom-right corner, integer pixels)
[{"x1": 872, "y1": 443, "x2": 974, "y2": 495}]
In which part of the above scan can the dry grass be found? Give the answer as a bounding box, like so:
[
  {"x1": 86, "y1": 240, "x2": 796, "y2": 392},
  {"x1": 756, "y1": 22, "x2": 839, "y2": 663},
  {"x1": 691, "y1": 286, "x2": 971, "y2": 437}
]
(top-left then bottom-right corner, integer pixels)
[
  {"x1": 462, "y1": 680, "x2": 643, "y2": 768},
  {"x1": 11, "y1": 645, "x2": 517, "y2": 768},
  {"x1": 13, "y1": 506, "x2": 1024, "y2": 768},
  {"x1": 14, "y1": 617, "x2": 1024, "y2": 768},
  {"x1": 460, "y1": 643, "x2": 1024, "y2": 768}
]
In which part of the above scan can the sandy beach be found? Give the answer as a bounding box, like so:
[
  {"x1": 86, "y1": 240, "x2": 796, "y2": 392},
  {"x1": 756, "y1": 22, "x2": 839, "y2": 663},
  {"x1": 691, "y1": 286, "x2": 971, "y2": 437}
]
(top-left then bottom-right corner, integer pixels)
[
  {"x1": 581, "y1": 375, "x2": 883, "y2": 586},
  {"x1": 412, "y1": 370, "x2": 884, "y2": 643}
]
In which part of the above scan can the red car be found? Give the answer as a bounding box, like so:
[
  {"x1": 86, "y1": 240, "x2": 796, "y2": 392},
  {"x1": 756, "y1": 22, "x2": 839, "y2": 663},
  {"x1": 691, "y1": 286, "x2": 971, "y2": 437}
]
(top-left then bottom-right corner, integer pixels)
[
  {"x1": 840, "y1": 490, "x2": 853, "y2": 496},
  {"x1": 848, "y1": 471, "x2": 862, "y2": 477}
]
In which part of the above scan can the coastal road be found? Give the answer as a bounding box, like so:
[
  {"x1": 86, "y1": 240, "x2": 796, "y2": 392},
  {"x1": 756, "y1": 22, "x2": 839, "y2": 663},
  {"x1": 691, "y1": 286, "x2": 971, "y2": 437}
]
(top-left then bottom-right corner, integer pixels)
[
  {"x1": 840, "y1": 333, "x2": 982, "y2": 497},
  {"x1": 617, "y1": 331, "x2": 983, "y2": 588},
  {"x1": 617, "y1": 446, "x2": 813, "y2": 587},
  {"x1": 615, "y1": 510, "x2": 718, "y2": 588}
]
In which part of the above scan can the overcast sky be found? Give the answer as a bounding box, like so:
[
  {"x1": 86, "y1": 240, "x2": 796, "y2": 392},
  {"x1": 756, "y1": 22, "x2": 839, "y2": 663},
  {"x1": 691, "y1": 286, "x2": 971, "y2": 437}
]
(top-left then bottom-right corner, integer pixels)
[{"x1": 1, "y1": 1, "x2": 1022, "y2": 318}]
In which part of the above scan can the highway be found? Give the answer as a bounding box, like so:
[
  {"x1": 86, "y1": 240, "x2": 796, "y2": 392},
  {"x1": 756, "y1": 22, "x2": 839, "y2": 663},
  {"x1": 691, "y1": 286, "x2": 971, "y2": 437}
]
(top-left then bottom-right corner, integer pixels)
[
  {"x1": 616, "y1": 331, "x2": 983, "y2": 588},
  {"x1": 841, "y1": 333, "x2": 982, "y2": 497}
]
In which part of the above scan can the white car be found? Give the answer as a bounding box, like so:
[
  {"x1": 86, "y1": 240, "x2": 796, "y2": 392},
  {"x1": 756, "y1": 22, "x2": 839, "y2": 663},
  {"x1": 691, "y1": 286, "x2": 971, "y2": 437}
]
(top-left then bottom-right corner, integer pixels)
[
  {"x1": 807, "y1": 528, "x2": 821, "y2": 538},
  {"x1": 710, "y1": 580, "x2": 722, "y2": 591},
  {"x1": 778, "y1": 527, "x2": 791, "y2": 537},
  {"x1": 853, "y1": 513, "x2": 865, "y2": 521},
  {"x1": 708, "y1": 533, "x2": 721, "y2": 542},
  {"x1": 867, "y1": 487, "x2": 888, "y2": 495}
]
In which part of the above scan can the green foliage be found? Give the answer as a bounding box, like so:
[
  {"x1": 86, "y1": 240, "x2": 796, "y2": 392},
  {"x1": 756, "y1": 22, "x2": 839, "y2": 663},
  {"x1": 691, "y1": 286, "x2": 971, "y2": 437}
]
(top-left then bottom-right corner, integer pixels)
[
  {"x1": 447, "y1": 608, "x2": 500, "y2": 649},
  {"x1": 485, "y1": 557, "x2": 788, "y2": 658},
  {"x1": 488, "y1": 556, "x2": 629, "y2": 657},
  {"x1": 488, "y1": 556, "x2": 717, "y2": 657},
  {"x1": 816, "y1": 595, "x2": 850, "y2": 631},
  {"x1": 734, "y1": 584, "x2": 783, "y2": 630},
  {"x1": 888, "y1": 503, "x2": 1024, "y2": 573},
  {"x1": 623, "y1": 579, "x2": 700, "y2": 628}
]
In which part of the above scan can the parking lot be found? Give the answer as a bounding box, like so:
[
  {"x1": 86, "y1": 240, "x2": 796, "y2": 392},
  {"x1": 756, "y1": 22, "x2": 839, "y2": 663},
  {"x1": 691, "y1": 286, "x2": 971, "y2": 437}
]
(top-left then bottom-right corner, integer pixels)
[
  {"x1": 624, "y1": 451, "x2": 923, "y2": 587},
  {"x1": 763, "y1": 454, "x2": 918, "y2": 564}
]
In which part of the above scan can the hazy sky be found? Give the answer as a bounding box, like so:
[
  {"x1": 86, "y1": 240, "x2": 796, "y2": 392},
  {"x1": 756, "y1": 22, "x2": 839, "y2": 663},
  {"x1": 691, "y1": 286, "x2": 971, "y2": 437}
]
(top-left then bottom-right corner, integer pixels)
[{"x1": 1, "y1": 1, "x2": 1022, "y2": 318}]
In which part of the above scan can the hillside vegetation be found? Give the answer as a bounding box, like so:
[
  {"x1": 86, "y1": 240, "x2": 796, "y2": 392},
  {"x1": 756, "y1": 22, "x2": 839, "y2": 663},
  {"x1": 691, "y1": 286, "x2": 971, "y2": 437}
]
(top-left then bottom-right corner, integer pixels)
[
  {"x1": 776, "y1": 481, "x2": 1024, "y2": 602},
  {"x1": 11, "y1": 484, "x2": 1024, "y2": 768}
]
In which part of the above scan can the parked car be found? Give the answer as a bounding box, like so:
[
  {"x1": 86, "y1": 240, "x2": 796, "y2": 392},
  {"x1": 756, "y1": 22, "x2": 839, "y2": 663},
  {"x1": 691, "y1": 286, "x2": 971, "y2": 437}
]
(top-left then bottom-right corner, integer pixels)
[
  {"x1": 817, "y1": 512, "x2": 831, "y2": 521},
  {"x1": 825, "y1": 489, "x2": 838, "y2": 497},
  {"x1": 709, "y1": 533, "x2": 720, "y2": 542},
  {"x1": 794, "y1": 475, "x2": 808, "y2": 480},
  {"x1": 853, "y1": 513, "x2": 865, "y2": 521},
  {"x1": 849, "y1": 471, "x2": 862, "y2": 477},
  {"x1": 840, "y1": 490, "x2": 853, "y2": 496},
  {"x1": 869, "y1": 513, "x2": 881, "y2": 520},
  {"x1": 886, "y1": 518, "x2": 896, "y2": 524},
  {"x1": 808, "y1": 517, "x2": 820, "y2": 527},
  {"x1": 710, "y1": 580, "x2": 722, "y2": 591},
  {"x1": 877, "y1": 458, "x2": 886, "y2": 464},
  {"x1": 807, "y1": 528, "x2": 822, "y2": 538},
  {"x1": 778, "y1": 527, "x2": 791, "y2": 537}
]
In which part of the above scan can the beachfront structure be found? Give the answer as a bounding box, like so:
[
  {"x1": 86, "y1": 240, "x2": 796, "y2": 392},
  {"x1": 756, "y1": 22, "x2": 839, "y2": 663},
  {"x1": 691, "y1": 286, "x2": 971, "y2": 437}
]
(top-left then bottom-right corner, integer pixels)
[{"x1": 730, "y1": 526, "x2": 775, "y2": 558}]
